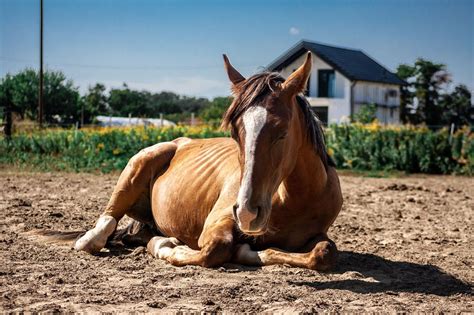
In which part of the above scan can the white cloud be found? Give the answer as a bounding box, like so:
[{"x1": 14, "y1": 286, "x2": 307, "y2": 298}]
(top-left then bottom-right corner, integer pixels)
[{"x1": 289, "y1": 27, "x2": 300, "y2": 35}]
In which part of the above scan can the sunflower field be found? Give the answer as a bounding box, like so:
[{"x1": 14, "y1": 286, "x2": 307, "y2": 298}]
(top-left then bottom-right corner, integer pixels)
[{"x1": 1, "y1": 123, "x2": 472, "y2": 174}]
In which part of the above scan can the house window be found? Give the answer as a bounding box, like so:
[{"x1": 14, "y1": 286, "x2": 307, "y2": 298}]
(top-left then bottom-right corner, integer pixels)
[
  {"x1": 311, "y1": 106, "x2": 328, "y2": 126},
  {"x1": 318, "y1": 70, "x2": 335, "y2": 98}
]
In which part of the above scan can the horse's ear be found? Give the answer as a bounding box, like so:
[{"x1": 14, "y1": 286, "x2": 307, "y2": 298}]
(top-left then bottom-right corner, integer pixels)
[
  {"x1": 281, "y1": 51, "x2": 312, "y2": 96},
  {"x1": 223, "y1": 54, "x2": 245, "y2": 89}
]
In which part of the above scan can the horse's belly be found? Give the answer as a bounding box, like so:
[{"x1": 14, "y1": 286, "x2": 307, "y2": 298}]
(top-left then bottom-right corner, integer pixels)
[{"x1": 150, "y1": 138, "x2": 239, "y2": 249}]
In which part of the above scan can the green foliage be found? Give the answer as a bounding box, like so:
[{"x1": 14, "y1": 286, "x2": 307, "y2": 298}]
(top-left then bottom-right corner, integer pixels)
[
  {"x1": 326, "y1": 123, "x2": 473, "y2": 175},
  {"x1": 354, "y1": 103, "x2": 377, "y2": 124},
  {"x1": 396, "y1": 58, "x2": 472, "y2": 127},
  {"x1": 0, "y1": 126, "x2": 227, "y2": 173},
  {"x1": 82, "y1": 83, "x2": 109, "y2": 124},
  {"x1": 0, "y1": 69, "x2": 81, "y2": 124},
  {"x1": 439, "y1": 84, "x2": 473, "y2": 127},
  {"x1": 1, "y1": 69, "x2": 213, "y2": 125},
  {"x1": 107, "y1": 85, "x2": 211, "y2": 119},
  {"x1": 1, "y1": 124, "x2": 472, "y2": 175},
  {"x1": 199, "y1": 97, "x2": 233, "y2": 126},
  {"x1": 108, "y1": 84, "x2": 151, "y2": 117}
]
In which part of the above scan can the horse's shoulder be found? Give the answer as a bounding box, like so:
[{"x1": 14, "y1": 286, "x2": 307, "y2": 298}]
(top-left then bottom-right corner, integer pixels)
[
  {"x1": 173, "y1": 136, "x2": 236, "y2": 150},
  {"x1": 172, "y1": 137, "x2": 193, "y2": 148}
]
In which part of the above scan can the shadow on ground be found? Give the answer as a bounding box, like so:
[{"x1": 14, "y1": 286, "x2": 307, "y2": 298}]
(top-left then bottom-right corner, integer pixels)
[{"x1": 288, "y1": 251, "x2": 472, "y2": 296}]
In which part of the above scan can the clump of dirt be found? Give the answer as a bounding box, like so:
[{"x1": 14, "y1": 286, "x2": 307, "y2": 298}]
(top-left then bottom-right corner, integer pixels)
[{"x1": 0, "y1": 171, "x2": 472, "y2": 312}]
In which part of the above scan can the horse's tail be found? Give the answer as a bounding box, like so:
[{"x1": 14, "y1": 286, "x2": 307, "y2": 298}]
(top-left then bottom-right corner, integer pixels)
[
  {"x1": 23, "y1": 229, "x2": 85, "y2": 247},
  {"x1": 23, "y1": 220, "x2": 156, "y2": 248}
]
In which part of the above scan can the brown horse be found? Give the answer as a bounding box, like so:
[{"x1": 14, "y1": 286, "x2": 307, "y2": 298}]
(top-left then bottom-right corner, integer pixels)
[{"x1": 74, "y1": 52, "x2": 343, "y2": 270}]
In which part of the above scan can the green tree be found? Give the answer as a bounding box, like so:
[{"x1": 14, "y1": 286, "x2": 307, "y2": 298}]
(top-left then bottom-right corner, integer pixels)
[
  {"x1": 148, "y1": 91, "x2": 183, "y2": 114},
  {"x1": 440, "y1": 84, "x2": 473, "y2": 126},
  {"x1": 108, "y1": 84, "x2": 150, "y2": 117},
  {"x1": 43, "y1": 71, "x2": 81, "y2": 124},
  {"x1": 200, "y1": 96, "x2": 232, "y2": 124},
  {"x1": 0, "y1": 68, "x2": 81, "y2": 124},
  {"x1": 396, "y1": 64, "x2": 416, "y2": 123},
  {"x1": 82, "y1": 83, "x2": 109, "y2": 123},
  {"x1": 396, "y1": 58, "x2": 451, "y2": 126}
]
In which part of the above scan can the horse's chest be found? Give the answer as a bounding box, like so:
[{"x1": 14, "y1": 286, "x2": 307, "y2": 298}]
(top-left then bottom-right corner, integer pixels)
[{"x1": 254, "y1": 208, "x2": 324, "y2": 251}]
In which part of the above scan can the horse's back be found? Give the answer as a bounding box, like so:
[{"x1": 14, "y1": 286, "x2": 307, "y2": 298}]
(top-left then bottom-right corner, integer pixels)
[{"x1": 151, "y1": 137, "x2": 240, "y2": 248}]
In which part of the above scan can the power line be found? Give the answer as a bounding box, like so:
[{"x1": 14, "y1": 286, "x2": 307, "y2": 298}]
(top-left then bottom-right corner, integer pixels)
[{"x1": 0, "y1": 56, "x2": 266, "y2": 71}]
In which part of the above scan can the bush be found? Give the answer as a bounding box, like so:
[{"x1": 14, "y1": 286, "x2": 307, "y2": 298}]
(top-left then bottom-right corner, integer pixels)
[
  {"x1": 326, "y1": 123, "x2": 473, "y2": 175},
  {"x1": 0, "y1": 126, "x2": 227, "y2": 173},
  {"x1": 1, "y1": 123, "x2": 472, "y2": 174},
  {"x1": 354, "y1": 103, "x2": 377, "y2": 123}
]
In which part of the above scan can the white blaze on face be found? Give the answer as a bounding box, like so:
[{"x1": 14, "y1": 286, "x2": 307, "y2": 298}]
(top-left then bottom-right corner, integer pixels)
[{"x1": 236, "y1": 106, "x2": 268, "y2": 228}]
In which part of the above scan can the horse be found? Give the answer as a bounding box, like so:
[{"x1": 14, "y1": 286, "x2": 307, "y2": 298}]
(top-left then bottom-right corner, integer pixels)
[{"x1": 74, "y1": 52, "x2": 343, "y2": 270}]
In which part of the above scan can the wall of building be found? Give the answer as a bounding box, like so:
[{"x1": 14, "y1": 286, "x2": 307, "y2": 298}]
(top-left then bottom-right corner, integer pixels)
[
  {"x1": 353, "y1": 103, "x2": 400, "y2": 124},
  {"x1": 353, "y1": 82, "x2": 400, "y2": 106},
  {"x1": 277, "y1": 53, "x2": 401, "y2": 124},
  {"x1": 279, "y1": 52, "x2": 351, "y2": 123}
]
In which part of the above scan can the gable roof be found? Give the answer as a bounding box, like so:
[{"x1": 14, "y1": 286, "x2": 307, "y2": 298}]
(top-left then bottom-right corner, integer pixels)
[{"x1": 267, "y1": 40, "x2": 406, "y2": 85}]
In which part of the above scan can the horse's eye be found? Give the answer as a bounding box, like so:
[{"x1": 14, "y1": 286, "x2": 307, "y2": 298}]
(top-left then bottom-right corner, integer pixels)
[{"x1": 274, "y1": 132, "x2": 287, "y2": 143}]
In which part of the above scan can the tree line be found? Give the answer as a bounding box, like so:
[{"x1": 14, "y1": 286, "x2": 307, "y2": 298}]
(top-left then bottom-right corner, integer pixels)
[
  {"x1": 0, "y1": 58, "x2": 472, "y2": 129},
  {"x1": 396, "y1": 58, "x2": 472, "y2": 126},
  {"x1": 0, "y1": 68, "x2": 232, "y2": 126}
]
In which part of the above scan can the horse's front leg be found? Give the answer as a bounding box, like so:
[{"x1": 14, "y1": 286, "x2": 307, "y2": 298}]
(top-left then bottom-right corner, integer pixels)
[
  {"x1": 147, "y1": 214, "x2": 235, "y2": 268},
  {"x1": 233, "y1": 234, "x2": 338, "y2": 271},
  {"x1": 75, "y1": 142, "x2": 177, "y2": 254}
]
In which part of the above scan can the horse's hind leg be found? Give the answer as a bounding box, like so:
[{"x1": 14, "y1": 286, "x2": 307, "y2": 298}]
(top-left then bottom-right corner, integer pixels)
[
  {"x1": 111, "y1": 219, "x2": 158, "y2": 247},
  {"x1": 74, "y1": 142, "x2": 177, "y2": 254},
  {"x1": 233, "y1": 234, "x2": 338, "y2": 271}
]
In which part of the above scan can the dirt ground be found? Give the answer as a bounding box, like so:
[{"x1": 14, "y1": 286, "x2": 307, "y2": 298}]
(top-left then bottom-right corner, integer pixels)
[{"x1": 0, "y1": 170, "x2": 472, "y2": 312}]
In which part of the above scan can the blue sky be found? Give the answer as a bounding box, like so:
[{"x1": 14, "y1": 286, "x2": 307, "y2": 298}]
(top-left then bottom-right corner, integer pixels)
[{"x1": 1, "y1": 0, "x2": 472, "y2": 98}]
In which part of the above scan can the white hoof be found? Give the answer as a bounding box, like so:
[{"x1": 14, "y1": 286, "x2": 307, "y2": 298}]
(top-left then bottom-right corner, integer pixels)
[
  {"x1": 147, "y1": 236, "x2": 181, "y2": 259},
  {"x1": 74, "y1": 215, "x2": 117, "y2": 254}
]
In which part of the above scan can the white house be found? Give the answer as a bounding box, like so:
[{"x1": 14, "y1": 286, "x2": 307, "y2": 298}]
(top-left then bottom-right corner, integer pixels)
[
  {"x1": 96, "y1": 115, "x2": 176, "y2": 127},
  {"x1": 267, "y1": 40, "x2": 406, "y2": 125}
]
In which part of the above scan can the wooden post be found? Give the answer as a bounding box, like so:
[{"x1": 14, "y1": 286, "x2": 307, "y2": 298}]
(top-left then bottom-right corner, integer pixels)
[
  {"x1": 80, "y1": 102, "x2": 84, "y2": 128},
  {"x1": 449, "y1": 123, "x2": 455, "y2": 144},
  {"x1": 4, "y1": 101, "x2": 12, "y2": 140},
  {"x1": 38, "y1": 0, "x2": 44, "y2": 128}
]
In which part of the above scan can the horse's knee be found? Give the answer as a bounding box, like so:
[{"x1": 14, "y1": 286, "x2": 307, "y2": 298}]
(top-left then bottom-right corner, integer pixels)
[
  {"x1": 199, "y1": 238, "x2": 234, "y2": 268},
  {"x1": 307, "y1": 239, "x2": 338, "y2": 271}
]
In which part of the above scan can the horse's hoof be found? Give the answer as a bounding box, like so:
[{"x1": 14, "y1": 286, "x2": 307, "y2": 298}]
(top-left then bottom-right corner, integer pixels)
[
  {"x1": 308, "y1": 240, "x2": 338, "y2": 271},
  {"x1": 147, "y1": 236, "x2": 182, "y2": 259},
  {"x1": 74, "y1": 215, "x2": 117, "y2": 254}
]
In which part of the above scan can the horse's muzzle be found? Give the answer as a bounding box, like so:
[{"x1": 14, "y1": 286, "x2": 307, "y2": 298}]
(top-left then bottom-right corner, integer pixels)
[{"x1": 233, "y1": 203, "x2": 268, "y2": 235}]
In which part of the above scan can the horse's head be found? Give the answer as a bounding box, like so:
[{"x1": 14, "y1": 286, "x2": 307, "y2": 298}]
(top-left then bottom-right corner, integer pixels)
[{"x1": 222, "y1": 52, "x2": 313, "y2": 235}]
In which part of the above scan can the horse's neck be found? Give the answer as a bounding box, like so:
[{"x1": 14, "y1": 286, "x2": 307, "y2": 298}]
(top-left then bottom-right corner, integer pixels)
[
  {"x1": 280, "y1": 144, "x2": 328, "y2": 201},
  {"x1": 277, "y1": 104, "x2": 328, "y2": 206}
]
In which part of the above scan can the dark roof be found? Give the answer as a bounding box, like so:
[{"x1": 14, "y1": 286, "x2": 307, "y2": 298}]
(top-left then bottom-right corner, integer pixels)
[{"x1": 268, "y1": 40, "x2": 406, "y2": 85}]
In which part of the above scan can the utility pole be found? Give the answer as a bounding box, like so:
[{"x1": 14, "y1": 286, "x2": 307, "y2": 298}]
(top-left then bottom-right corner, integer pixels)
[{"x1": 38, "y1": 0, "x2": 44, "y2": 127}]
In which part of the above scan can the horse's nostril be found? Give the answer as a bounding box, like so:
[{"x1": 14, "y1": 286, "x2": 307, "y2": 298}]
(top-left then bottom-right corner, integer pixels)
[{"x1": 255, "y1": 206, "x2": 262, "y2": 213}]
